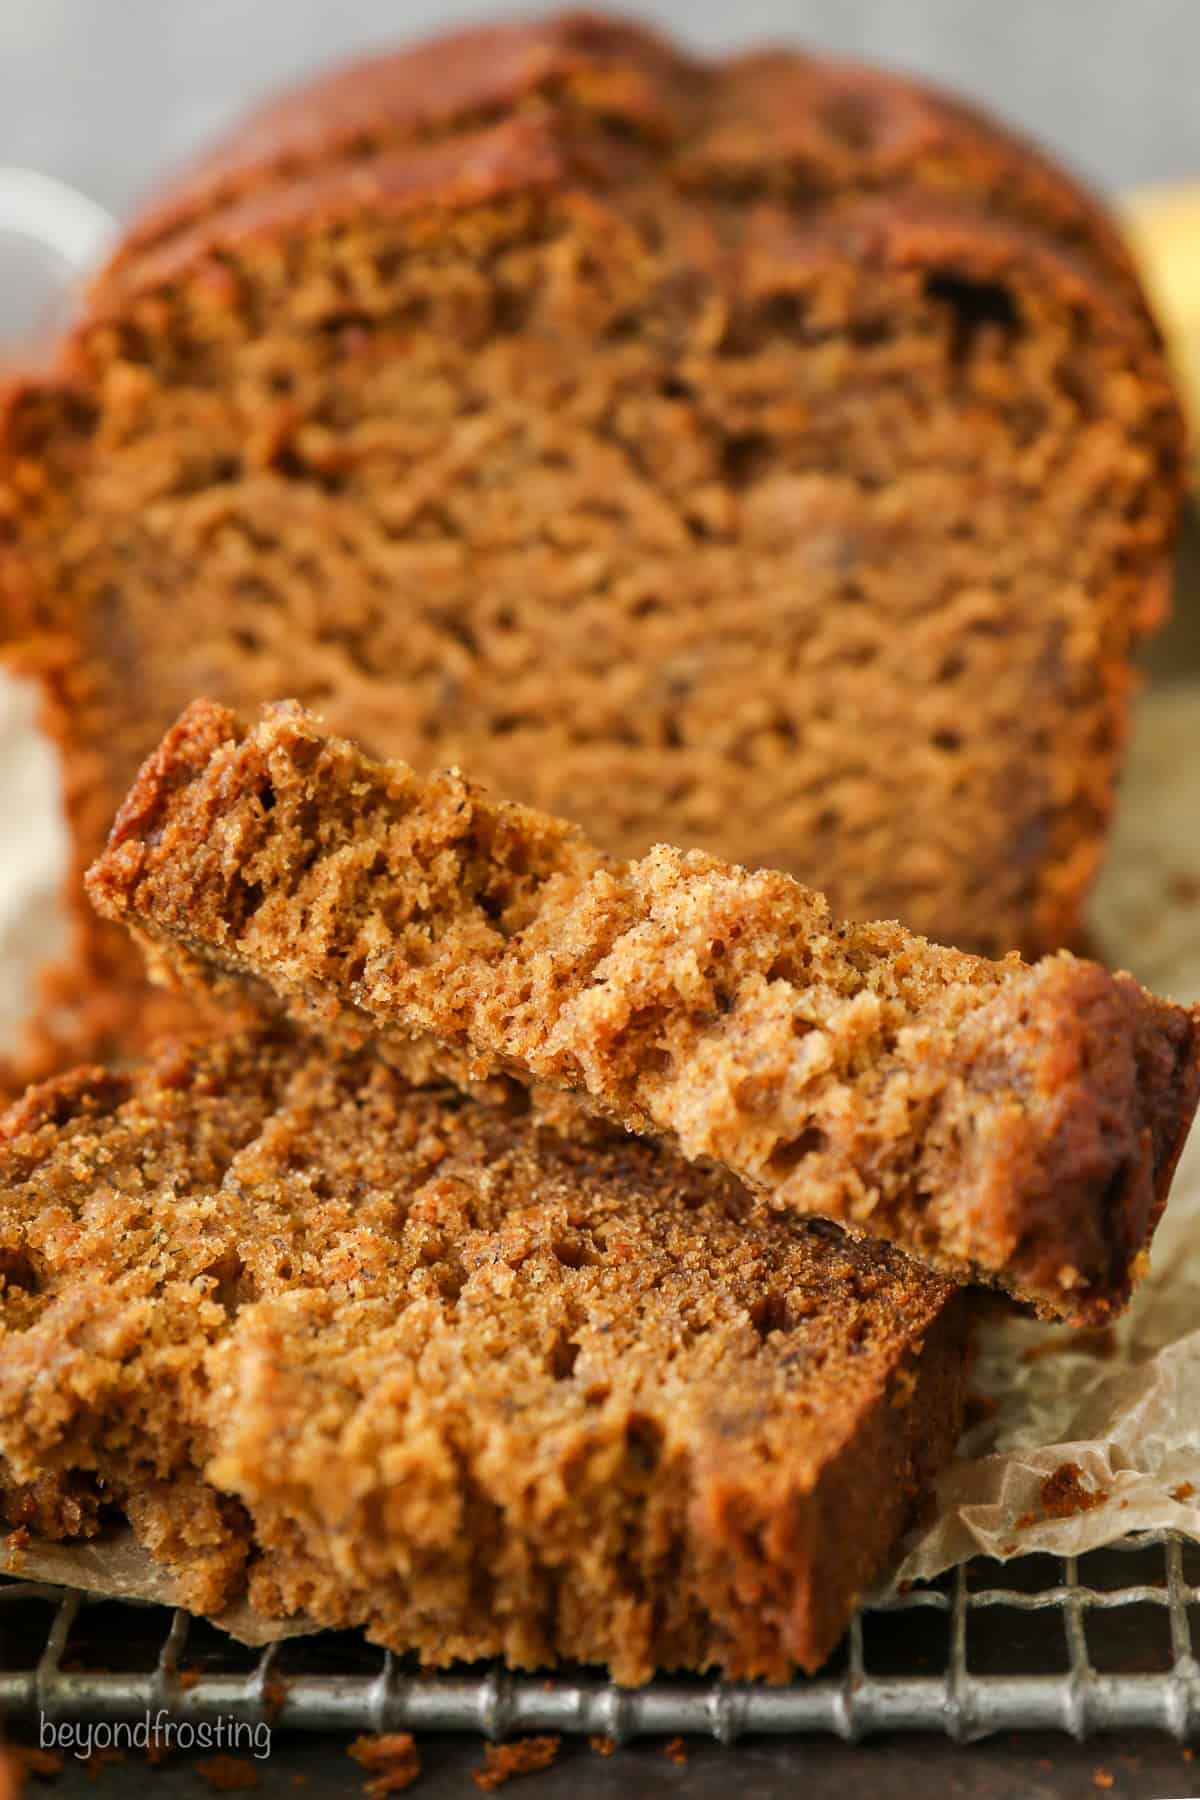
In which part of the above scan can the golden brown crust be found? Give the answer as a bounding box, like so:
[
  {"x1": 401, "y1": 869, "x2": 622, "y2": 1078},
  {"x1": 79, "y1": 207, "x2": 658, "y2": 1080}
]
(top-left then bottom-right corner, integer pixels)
[
  {"x1": 99, "y1": 14, "x2": 701, "y2": 274},
  {"x1": 86, "y1": 119, "x2": 580, "y2": 314},
  {"x1": 97, "y1": 13, "x2": 1147, "y2": 312},
  {"x1": 88, "y1": 700, "x2": 1200, "y2": 1325},
  {"x1": 0, "y1": 1027, "x2": 968, "y2": 1680}
]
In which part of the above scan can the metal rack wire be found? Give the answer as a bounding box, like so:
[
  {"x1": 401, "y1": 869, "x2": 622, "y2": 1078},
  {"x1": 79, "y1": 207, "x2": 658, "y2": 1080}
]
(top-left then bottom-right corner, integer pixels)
[{"x1": 2, "y1": 1529, "x2": 1198, "y2": 1744}]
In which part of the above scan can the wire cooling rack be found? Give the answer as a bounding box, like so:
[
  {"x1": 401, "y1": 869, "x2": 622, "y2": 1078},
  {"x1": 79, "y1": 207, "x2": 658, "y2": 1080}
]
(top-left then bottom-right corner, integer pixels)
[{"x1": 2, "y1": 1530, "x2": 1198, "y2": 1744}]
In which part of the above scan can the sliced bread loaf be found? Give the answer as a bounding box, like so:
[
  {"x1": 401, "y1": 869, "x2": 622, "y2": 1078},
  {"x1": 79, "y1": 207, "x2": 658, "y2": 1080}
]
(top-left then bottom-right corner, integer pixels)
[
  {"x1": 88, "y1": 699, "x2": 1200, "y2": 1324},
  {"x1": 0, "y1": 14, "x2": 1184, "y2": 1078},
  {"x1": 0, "y1": 1027, "x2": 966, "y2": 1681}
]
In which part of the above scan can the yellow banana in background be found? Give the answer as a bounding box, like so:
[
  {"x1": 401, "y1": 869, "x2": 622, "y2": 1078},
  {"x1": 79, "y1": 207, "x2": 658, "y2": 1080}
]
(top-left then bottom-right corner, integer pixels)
[{"x1": 1124, "y1": 182, "x2": 1200, "y2": 471}]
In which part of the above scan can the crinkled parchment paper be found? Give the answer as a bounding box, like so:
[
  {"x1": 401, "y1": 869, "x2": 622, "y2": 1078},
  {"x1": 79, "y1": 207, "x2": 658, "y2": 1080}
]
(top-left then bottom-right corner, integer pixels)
[
  {"x1": 2, "y1": 668, "x2": 1198, "y2": 1637},
  {"x1": 890, "y1": 679, "x2": 1200, "y2": 1585},
  {"x1": 5, "y1": 1530, "x2": 307, "y2": 1646}
]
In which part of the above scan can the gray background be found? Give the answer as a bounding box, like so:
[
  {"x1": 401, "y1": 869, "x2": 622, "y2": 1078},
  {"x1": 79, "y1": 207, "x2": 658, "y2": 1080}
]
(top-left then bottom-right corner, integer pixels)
[{"x1": 1, "y1": 0, "x2": 1199, "y2": 225}]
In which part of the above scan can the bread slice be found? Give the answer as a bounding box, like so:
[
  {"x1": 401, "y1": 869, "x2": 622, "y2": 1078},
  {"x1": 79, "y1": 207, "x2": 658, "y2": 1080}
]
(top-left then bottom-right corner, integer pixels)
[
  {"x1": 0, "y1": 1027, "x2": 967, "y2": 1682},
  {"x1": 0, "y1": 15, "x2": 1185, "y2": 1085},
  {"x1": 87, "y1": 700, "x2": 1200, "y2": 1327}
]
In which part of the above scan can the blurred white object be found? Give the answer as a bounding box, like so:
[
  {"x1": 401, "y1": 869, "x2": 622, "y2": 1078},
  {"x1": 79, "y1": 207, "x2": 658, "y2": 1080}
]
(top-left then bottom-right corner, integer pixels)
[
  {"x1": 0, "y1": 169, "x2": 111, "y2": 1048},
  {"x1": 0, "y1": 676, "x2": 69, "y2": 1053},
  {"x1": 0, "y1": 165, "x2": 114, "y2": 349}
]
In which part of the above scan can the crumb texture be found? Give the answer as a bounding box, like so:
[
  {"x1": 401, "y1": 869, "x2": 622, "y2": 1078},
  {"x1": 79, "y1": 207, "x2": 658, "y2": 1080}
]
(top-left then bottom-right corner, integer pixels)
[
  {"x1": 0, "y1": 1028, "x2": 967, "y2": 1683},
  {"x1": 473, "y1": 1737, "x2": 560, "y2": 1790},
  {"x1": 0, "y1": 13, "x2": 1185, "y2": 1080},
  {"x1": 349, "y1": 1733, "x2": 421, "y2": 1793},
  {"x1": 89, "y1": 700, "x2": 1200, "y2": 1325}
]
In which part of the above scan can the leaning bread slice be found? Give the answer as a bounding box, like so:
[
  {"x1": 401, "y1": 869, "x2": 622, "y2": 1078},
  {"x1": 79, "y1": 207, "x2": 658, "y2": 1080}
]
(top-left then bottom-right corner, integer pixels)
[
  {"x1": 0, "y1": 1027, "x2": 967, "y2": 1682},
  {"x1": 87, "y1": 699, "x2": 1200, "y2": 1325}
]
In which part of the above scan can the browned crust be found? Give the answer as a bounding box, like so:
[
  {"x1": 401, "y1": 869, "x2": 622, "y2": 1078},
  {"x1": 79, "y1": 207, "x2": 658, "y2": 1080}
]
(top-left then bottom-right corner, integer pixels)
[
  {"x1": 694, "y1": 1285, "x2": 970, "y2": 1671},
  {"x1": 95, "y1": 12, "x2": 1148, "y2": 319},
  {"x1": 100, "y1": 13, "x2": 700, "y2": 268},
  {"x1": 87, "y1": 699, "x2": 1200, "y2": 1326},
  {"x1": 83, "y1": 118, "x2": 579, "y2": 316}
]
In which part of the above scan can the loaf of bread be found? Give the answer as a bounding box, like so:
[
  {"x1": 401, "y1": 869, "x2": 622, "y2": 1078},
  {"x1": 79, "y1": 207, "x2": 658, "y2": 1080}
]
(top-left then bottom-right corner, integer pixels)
[
  {"x1": 88, "y1": 699, "x2": 1200, "y2": 1325},
  {"x1": 0, "y1": 13, "x2": 1184, "y2": 1081},
  {"x1": 0, "y1": 1027, "x2": 967, "y2": 1682}
]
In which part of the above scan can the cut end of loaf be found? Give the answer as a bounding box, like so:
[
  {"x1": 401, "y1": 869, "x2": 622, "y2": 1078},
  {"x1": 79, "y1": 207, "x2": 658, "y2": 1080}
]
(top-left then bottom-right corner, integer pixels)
[
  {"x1": 0, "y1": 1026, "x2": 967, "y2": 1681},
  {"x1": 4, "y1": 12, "x2": 1187, "y2": 1123}
]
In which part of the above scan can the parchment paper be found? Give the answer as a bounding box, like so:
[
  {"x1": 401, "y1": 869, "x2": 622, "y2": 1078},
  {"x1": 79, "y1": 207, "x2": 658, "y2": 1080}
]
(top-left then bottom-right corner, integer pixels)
[
  {"x1": 4, "y1": 1529, "x2": 308, "y2": 1645},
  {"x1": 892, "y1": 678, "x2": 1200, "y2": 1586},
  {"x1": 1, "y1": 667, "x2": 1198, "y2": 1634}
]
